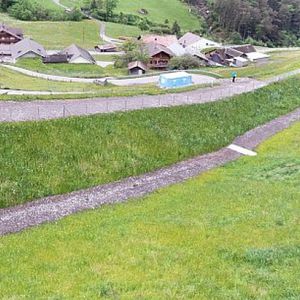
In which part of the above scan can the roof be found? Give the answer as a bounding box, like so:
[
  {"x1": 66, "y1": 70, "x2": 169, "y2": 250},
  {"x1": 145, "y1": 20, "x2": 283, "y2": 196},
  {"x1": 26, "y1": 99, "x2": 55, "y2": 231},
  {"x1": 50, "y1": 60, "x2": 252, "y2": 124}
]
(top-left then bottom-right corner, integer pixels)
[
  {"x1": 43, "y1": 54, "x2": 68, "y2": 63},
  {"x1": 224, "y1": 48, "x2": 243, "y2": 58},
  {"x1": 234, "y1": 56, "x2": 248, "y2": 62},
  {"x1": 142, "y1": 35, "x2": 178, "y2": 47},
  {"x1": 193, "y1": 52, "x2": 209, "y2": 61},
  {"x1": 61, "y1": 44, "x2": 96, "y2": 63},
  {"x1": 128, "y1": 61, "x2": 147, "y2": 71},
  {"x1": 246, "y1": 52, "x2": 270, "y2": 61},
  {"x1": 167, "y1": 42, "x2": 186, "y2": 56},
  {"x1": 0, "y1": 23, "x2": 23, "y2": 40},
  {"x1": 179, "y1": 32, "x2": 201, "y2": 47},
  {"x1": 160, "y1": 71, "x2": 191, "y2": 80},
  {"x1": 146, "y1": 43, "x2": 174, "y2": 58},
  {"x1": 0, "y1": 44, "x2": 12, "y2": 55},
  {"x1": 11, "y1": 38, "x2": 46, "y2": 59},
  {"x1": 96, "y1": 44, "x2": 117, "y2": 51},
  {"x1": 232, "y1": 44, "x2": 256, "y2": 54}
]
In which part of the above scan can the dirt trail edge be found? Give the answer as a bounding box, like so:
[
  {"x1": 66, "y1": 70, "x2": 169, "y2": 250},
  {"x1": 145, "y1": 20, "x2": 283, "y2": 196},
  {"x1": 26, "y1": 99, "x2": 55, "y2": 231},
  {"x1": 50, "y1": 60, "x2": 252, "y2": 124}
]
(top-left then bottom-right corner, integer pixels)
[{"x1": 0, "y1": 108, "x2": 299, "y2": 236}]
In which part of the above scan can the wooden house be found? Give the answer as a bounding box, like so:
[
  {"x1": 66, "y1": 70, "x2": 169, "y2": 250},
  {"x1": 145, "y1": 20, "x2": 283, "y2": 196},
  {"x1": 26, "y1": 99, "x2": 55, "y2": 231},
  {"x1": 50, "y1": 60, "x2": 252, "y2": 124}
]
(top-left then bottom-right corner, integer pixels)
[
  {"x1": 128, "y1": 61, "x2": 147, "y2": 75},
  {"x1": 146, "y1": 43, "x2": 174, "y2": 69},
  {"x1": 0, "y1": 24, "x2": 23, "y2": 45}
]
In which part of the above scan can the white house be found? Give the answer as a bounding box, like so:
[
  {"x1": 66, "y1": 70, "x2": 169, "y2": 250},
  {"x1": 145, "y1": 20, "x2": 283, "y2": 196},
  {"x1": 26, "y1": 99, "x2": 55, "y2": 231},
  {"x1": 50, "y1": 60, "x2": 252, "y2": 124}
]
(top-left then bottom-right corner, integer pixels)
[
  {"x1": 61, "y1": 44, "x2": 96, "y2": 64},
  {"x1": 179, "y1": 32, "x2": 221, "y2": 55}
]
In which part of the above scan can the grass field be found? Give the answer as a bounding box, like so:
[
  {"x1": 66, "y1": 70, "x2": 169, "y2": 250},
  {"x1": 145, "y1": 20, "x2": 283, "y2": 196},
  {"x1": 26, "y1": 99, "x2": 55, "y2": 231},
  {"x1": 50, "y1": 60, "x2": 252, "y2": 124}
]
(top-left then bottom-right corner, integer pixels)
[
  {"x1": 60, "y1": 0, "x2": 200, "y2": 31},
  {"x1": 0, "y1": 13, "x2": 142, "y2": 49},
  {"x1": 15, "y1": 58, "x2": 127, "y2": 78},
  {"x1": 214, "y1": 50, "x2": 300, "y2": 79},
  {"x1": 1, "y1": 77, "x2": 300, "y2": 208},
  {"x1": 0, "y1": 120, "x2": 299, "y2": 299}
]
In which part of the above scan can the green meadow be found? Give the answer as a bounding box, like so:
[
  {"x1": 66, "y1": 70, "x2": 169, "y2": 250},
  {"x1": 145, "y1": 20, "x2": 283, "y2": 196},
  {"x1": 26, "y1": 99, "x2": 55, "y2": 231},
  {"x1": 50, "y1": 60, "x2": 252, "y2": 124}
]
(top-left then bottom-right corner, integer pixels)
[
  {"x1": 1, "y1": 77, "x2": 300, "y2": 208},
  {"x1": 0, "y1": 119, "x2": 299, "y2": 299},
  {"x1": 60, "y1": 0, "x2": 200, "y2": 31}
]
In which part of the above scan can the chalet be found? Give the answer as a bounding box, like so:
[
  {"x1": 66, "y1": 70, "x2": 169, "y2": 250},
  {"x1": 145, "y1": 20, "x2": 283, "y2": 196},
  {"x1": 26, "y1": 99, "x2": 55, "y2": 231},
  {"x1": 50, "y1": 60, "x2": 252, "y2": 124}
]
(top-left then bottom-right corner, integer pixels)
[
  {"x1": 179, "y1": 32, "x2": 220, "y2": 54},
  {"x1": 146, "y1": 43, "x2": 174, "y2": 69},
  {"x1": 0, "y1": 24, "x2": 23, "y2": 45},
  {"x1": 43, "y1": 54, "x2": 69, "y2": 64},
  {"x1": 61, "y1": 44, "x2": 96, "y2": 64},
  {"x1": 11, "y1": 38, "x2": 46, "y2": 61},
  {"x1": 95, "y1": 43, "x2": 117, "y2": 53},
  {"x1": 141, "y1": 35, "x2": 178, "y2": 47},
  {"x1": 128, "y1": 61, "x2": 147, "y2": 75}
]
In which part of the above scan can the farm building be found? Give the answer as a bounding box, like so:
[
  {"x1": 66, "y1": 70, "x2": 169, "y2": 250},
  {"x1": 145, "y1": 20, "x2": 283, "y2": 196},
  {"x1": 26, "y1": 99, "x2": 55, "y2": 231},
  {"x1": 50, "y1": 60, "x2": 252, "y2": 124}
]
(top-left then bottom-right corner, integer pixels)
[
  {"x1": 95, "y1": 44, "x2": 117, "y2": 52},
  {"x1": 43, "y1": 54, "x2": 69, "y2": 64},
  {"x1": 0, "y1": 24, "x2": 23, "y2": 45},
  {"x1": 146, "y1": 43, "x2": 174, "y2": 69},
  {"x1": 61, "y1": 44, "x2": 96, "y2": 64},
  {"x1": 141, "y1": 35, "x2": 178, "y2": 48},
  {"x1": 128, "y1": 61, "x2": 147, "y2": 75},
  {"x1": 159, "y1": 72, "x2": 192, "y2": 88},
  {"x1": 11, "y1": 38, "x2": 46, "y2": 61},
  {"x1": 179, "y1": 32, "x2": 220, "y2": 54}
]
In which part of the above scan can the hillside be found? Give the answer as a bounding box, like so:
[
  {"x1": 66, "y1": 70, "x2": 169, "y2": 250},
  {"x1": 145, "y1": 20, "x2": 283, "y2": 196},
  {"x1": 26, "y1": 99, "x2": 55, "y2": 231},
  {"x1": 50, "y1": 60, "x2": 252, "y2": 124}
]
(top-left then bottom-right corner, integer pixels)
[{"x1": 190, "y1": 0, "x2": 300, "y2": 46}]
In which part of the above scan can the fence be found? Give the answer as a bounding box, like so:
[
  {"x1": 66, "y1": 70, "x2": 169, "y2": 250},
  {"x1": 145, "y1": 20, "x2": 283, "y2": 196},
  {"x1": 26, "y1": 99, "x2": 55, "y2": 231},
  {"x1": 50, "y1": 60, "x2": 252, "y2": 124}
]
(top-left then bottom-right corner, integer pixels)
[{"x1": 0, "y1": 80, "x2": 267, "y2": 122}]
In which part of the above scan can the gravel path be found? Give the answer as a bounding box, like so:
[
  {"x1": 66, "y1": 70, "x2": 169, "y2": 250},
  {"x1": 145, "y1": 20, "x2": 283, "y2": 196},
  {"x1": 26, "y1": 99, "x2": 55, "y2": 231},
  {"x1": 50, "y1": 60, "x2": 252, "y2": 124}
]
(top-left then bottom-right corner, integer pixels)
[
  {"x1": 0, "y1": 78, "x2": 264, "y2": 122},
  {"x1": 0, "y1": 108, "x2": 299, "y2": 236}
]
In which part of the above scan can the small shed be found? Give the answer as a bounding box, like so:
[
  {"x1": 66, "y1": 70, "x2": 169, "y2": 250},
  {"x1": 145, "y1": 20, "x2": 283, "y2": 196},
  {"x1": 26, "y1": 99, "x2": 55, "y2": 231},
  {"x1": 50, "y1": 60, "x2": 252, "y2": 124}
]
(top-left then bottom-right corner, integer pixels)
[
  {"x1": 128, "y1": 61, "x2": 147, "y2": 75},
  {"x1": 159, "y1": 72, "x2": 193, "y2": 89},
  {"x1": 95, "y1": 44, "x2": 117, "y2": 53}
]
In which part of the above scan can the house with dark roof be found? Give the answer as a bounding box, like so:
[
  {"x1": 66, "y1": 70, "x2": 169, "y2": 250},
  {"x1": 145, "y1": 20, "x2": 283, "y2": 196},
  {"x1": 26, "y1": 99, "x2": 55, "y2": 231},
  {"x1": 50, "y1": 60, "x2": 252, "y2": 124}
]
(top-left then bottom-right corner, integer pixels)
[
  {"x1": 0, "y1": 24, "x2": 23, "y2": 45},
  {"x1": 146, "y1": 43, "x2": 174, "y2": 69},
  {"x1": 43, "y1": 54, "x2": 69, "y2": 64},
  {"x1": 60, "y1": 44, "x2": 96, "y2": 64},
  {"x1": 128, "y1": 61, "x2": 147, "y2": 75},
  {"x1": 95, "y1": 44, "x2": 117, "y2": 53}
]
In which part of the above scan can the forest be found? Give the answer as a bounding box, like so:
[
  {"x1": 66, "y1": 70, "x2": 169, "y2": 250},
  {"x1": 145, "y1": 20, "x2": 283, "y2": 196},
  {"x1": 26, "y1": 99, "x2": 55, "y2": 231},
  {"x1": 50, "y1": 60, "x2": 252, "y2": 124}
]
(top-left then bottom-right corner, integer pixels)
[{"x1": 186, "y1": 0, "x2": 300, "y2": 46}]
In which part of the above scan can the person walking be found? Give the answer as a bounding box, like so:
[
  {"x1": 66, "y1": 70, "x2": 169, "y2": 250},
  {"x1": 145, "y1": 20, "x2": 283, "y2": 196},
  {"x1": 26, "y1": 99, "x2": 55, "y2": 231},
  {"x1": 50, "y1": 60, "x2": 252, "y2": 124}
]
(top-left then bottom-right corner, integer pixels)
[{"x1": 231, "y1": 71, "x2": 237, "y2": 83}]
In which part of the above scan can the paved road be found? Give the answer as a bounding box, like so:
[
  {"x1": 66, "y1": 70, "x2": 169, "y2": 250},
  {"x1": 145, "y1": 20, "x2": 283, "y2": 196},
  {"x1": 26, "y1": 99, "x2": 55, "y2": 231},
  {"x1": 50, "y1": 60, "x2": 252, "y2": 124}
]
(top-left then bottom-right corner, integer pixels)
[
  {"x1": 1, "y1": 107, "x2": 299, "y2": 236},
  {"x1": 0, "y1": 78, "x2": 264, "y2": 122},
  {"x1": 1, "y1": 64, "x2": 216, "y2": 85}
]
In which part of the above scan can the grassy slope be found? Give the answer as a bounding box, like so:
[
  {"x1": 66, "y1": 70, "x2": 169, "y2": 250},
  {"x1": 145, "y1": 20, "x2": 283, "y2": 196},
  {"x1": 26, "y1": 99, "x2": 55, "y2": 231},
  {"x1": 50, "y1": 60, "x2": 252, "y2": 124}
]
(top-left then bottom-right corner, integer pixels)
[
  {"x1": 0, "y1": 66, "x2": 104, "y2": 92},
  {"x1": 214, "y1": 50, "x2": 300, "y2": 79},
  {"x1": 15, "y1": 58, "x2": 127, "y2": 78},
  {"x1": 0, "y1": 121, "x2": 299, "y2": 299},
  {"x1": 1, "y1": 77, "x2": 300, "y2": 208},
  {"x1": 60, "y1": 0, "x2": 200, "y2": 31},
  {"x1": 0, "y1": 13, "x2": 142, "y2": 49}
]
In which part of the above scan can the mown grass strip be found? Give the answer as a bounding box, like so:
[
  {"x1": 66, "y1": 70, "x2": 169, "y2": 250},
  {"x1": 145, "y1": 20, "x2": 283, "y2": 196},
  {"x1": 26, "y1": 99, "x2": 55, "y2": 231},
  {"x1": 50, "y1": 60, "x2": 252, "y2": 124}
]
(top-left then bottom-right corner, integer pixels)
[
  {"x1": 0, "y1": 118, "x2": 299, "y2": 299},
  {"x1": 1, "y1": 77, "x2": 300, "y2": 208}
]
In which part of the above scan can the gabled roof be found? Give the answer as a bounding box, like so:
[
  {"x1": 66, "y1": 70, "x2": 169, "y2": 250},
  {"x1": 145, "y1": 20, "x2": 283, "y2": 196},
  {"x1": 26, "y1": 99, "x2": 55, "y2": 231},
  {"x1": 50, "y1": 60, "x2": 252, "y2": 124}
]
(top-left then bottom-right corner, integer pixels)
[
  {"x1": 232, "y1": 44, "x2": 256, "y2": 54},
  {"x1": 224, "y1": 48, "x2": 243, "y2": 58},
  {"x1": 61, "y1": 44, "x2": 96, "y2": 64},
  {"x1": 142, "y1": 35, "x2": 178, "y2": 47},
  {"x1": 0, "y1": 23, "x2": 23, "y2": 40},
  {"x1": 128, "y1": 61, "x2": 147, "y2": 71},
  {"x1": 179, "y1": 32, "x2": 201, "y2": 47},
  {"x1": 11, "y1": 38, "x2": 46, "y2": 59},
  {"x1": 146, "y1": 42, "x2": 174, "y2": 58}
]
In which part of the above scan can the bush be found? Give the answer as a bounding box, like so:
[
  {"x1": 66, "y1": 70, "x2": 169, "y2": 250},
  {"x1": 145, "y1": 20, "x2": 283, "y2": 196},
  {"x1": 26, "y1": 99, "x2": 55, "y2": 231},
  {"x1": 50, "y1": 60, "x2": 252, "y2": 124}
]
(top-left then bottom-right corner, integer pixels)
[{"x1": 169, "y1": 54, "x2": 203, "y2": 70}]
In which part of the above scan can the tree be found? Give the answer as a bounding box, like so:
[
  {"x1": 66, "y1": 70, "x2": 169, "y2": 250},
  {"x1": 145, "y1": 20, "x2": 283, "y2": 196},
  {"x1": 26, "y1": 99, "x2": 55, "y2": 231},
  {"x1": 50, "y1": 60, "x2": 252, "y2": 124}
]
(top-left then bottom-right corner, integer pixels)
[{"x1": 171, "y1": 21, "x2": 181, "y2": 37}]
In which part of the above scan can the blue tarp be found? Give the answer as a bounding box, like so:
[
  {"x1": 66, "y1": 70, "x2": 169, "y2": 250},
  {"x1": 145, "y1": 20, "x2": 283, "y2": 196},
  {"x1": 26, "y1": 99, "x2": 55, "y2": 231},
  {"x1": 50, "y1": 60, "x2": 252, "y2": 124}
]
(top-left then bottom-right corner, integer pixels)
[{"x1": 159, "y1": 72, "x2": 193, "y2": 88}]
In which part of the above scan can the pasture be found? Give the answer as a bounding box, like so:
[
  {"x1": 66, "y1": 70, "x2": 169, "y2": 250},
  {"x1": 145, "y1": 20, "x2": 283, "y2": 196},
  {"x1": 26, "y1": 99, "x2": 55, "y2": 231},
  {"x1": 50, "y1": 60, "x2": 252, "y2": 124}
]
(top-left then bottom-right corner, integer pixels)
[{"x1": 0, "y1": 119, "x2": 299, "y2": 299}]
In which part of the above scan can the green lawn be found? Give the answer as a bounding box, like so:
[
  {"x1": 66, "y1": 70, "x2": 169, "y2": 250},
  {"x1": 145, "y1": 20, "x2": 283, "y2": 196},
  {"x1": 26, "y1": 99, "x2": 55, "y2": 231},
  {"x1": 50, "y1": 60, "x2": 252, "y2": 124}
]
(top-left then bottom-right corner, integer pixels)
[
  {"x1": 0, "y1": 65, "x2": 104, "y2": 92},
  {"x1": 61, "y1": 0, "x2": 200, "y2": 31},
  {"x1": 213, "y1": 50, "x2": 300, "y2": 79},
  {"x1": 15, "y1": 58, "x2": 127, "y2": 78},
  {"x1": 0, "y1": 12, "x2": 145, "y2": 48},
  {"x1": 1, "y1": 77, "x2": 300, "y2": 208},
  {"x1": 0, "y1": 120, "x2": 299, "y2": 299}
]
